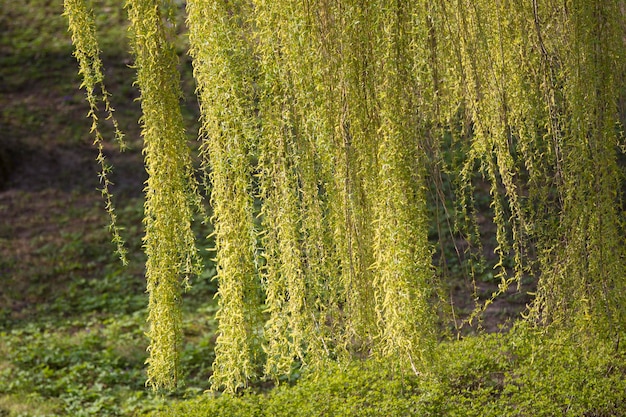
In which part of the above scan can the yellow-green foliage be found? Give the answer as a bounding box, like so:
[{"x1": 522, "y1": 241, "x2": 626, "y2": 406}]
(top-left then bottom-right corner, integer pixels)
[
  {"x1": 64, "y1": 0, "x2": 127, "y2": 263},
  {"x1": 66, "y1": 0, "x2": 626, "y2": 392},
  {"x1": 439, "y1": 0, "x2": 626, "y2": 334},
  {"x1": 126, "y1": 0, "x2": 202, "y2": 390},
  {"x1": 186, "y1": 0, "x2": 263, "y2": 392},
  {"x1": 254, "y1": 0, "x2": 314, "y2": 377},
  {"x1": 369, "y1": 0, "x2": 437, "y2": 370},
  {"x1": 529, "y1": 0, "x2": 626, "y2": 334},
  {"x1": 161, "y1": 327, "x2": 626, "y2": 417}
]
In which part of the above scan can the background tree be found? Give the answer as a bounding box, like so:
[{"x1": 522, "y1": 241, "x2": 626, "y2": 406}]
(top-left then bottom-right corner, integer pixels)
[{"x1": 66, "y1": 0, "x2": 626, "y2": 392}]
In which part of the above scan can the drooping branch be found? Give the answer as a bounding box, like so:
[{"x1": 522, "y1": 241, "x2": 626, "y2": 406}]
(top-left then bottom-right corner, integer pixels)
[
  {"x1": 126, "y1": 0, "x2": 202, "y2": 390},
  {"x1": 64, "y1": 0, "x2": 127, "y2": 263},
  {"x1": 187, "y1": 0, "x2": 263, "y2": 393}
]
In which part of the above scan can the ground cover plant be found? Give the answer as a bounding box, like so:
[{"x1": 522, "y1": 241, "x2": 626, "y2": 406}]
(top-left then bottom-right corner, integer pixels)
[
  {"x1": 1, "y1": 0, "x2": 626, "y2": 416},
  {"x1": 163, "y1": 327, "x2": 626, "y2": 417}
]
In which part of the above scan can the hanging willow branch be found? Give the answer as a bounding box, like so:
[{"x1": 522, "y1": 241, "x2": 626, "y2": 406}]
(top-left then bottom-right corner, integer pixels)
[
  {"x1": 370, "y1": 0, "x2": 437, "y2": 371},
  {"x1": 64, "y1": 0, "x2": 127, "y2": 263},
  {"x1": 528, "y1": 0, "x2": 626, "y2": 333},
  {"x1": 126, "y1": 0, "x2": 202, "y2": 390},
  {"x1": 187, "y1": 0, "x2": 263, "y2": 393}
]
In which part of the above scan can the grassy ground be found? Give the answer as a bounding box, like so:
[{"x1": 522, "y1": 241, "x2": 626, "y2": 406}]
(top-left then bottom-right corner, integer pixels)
[
  {"x1": 0, "y1": 1, "x2": 214, "y2": 415},
  {"x1": 1, "y1": 1, "x2": 623, "y2": 417}
]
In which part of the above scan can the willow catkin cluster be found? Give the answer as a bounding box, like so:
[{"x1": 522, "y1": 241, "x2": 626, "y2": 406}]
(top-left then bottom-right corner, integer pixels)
[{"x1": 126, "y1": 0, "x2": 201, "y2": 390}]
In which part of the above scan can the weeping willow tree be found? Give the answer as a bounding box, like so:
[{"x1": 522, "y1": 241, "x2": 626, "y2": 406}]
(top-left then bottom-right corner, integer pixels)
[{"x1": 66, "y1": 0, "x2": 626, "y2": 392}]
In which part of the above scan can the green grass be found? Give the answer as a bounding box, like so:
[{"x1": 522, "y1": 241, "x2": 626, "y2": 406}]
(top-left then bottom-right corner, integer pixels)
[
  {"x1": 0, "y1": 192, "x2": 218, "y2": 415},
  {"x1": 0, "y1": 3, "x2": 214, "y2": 413}
]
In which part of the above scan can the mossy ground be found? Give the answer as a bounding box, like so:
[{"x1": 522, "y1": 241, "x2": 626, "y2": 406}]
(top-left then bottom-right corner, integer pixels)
[{"x1": 0, "y1": 1, "x2": 624, "y2": 416}]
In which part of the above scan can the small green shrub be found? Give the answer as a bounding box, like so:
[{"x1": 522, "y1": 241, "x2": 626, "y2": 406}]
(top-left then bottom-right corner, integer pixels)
[
  {"x1": 499, "y1": 327, "x2": 626, "y2": 417},
  {"x1": 164, "y1": 361, "x2": 424, "y2": 417},
  {"x1": 164, "y1": 394, "x2": 262, "y2": 417},
  {"x1": 161, "y1": 328, "x2": 626, "y2": 417}
]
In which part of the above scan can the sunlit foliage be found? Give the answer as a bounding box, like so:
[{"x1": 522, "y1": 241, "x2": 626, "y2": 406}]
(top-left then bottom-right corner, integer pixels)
[
  {"x1": 126, "y1": 0, "x2": 203, "y2": 390},
  {"x1": 66, "y1": 0, "x2": 626, "y2": 392}
]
